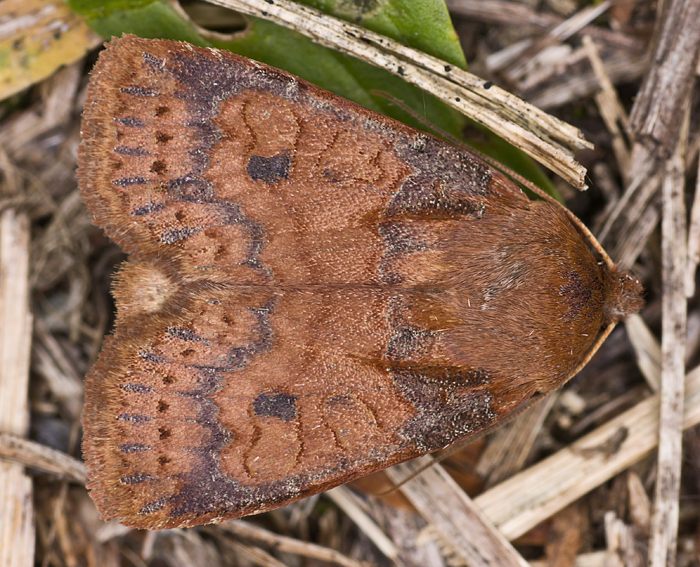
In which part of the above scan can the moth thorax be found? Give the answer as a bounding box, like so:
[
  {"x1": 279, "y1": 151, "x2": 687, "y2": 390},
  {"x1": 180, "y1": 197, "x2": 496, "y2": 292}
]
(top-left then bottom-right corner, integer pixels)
[
  {"x1": 113, "y1": 261, "x2": 178, "y2": 317},
  {"x1": 604, "y1": 269, "x2": 644, "y2": 322}
]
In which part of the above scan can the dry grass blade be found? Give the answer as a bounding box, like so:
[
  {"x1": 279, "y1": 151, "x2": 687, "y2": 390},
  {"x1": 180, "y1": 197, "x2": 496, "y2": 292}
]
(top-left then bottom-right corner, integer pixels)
[
  {"x1": 581, "y1": 35, "x2": 630, "y2": 176},
  {"x1": 386, "y1": 457, "x2": 529, "y2": 566},
  {"x1": 601, "y1": 0, "x2": 700, "y2": 260},
  {"x1": 0, "y1": 433, "x2": 86, "y2": 484},
  {"x1": 327, "y1": 486, "x2": 398, "y2": 561},
  {"x1": 475, "y1": 364, "x2": 700, "y2": 540},
  {"x1": 446, "y1": 0, "x2": 643, "y2": 51},
  {"x1": 204, "y1": 0, "x2": 593, "y2": 189},
  {"x1": 686, "y1": 155, "x2": 700, "y2": 297},
  {"x1": 625, "y1": 314, "x2": 661, "y2": 392},
  {"x1": 629, "y1": 0, "x2": 700, "y2": 158},
  {"x1": 648, "y1": 110, "x2": 689, "y2": 567},
  {"x1": 476, "y1": 396, "x2": 556, "y2": 486},
  {"x1": 0, "y1": 208, "x2": 34, "y2": 567},
  {"x1": 216, "y1": 519, "x2": 370, "y2": 567},
  {"x1": 494, "y1": 1, "x2": 612, "y2": 79}
]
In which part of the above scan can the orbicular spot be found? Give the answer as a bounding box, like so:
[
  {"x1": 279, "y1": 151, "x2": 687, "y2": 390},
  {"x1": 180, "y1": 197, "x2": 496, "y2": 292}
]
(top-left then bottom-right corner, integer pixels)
[
  {"x1": 158, "y1": 427, "x2": 171, "y2": 440},
  {"x1": 157, "y1": 400, "x2": 169, "y2": 413},
  {"x1": 155, "y1": 105, "x2": 169, "y2": 116},
  {"x1": 247, "y1": 152, "x2": 291, "y2": 184},
  {"x1": 253, "y1": 392, "x2": 297, "y2": 421}
]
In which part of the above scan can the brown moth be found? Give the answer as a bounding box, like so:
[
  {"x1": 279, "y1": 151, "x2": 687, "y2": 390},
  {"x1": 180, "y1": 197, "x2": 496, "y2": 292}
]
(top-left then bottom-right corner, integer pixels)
[{"x1": 79, "y1": 36, "x2": 643, "y2": 529}]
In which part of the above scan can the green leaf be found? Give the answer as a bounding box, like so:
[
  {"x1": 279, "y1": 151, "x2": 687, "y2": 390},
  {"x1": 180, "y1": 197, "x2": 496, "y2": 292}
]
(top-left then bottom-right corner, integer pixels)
[
  {"x1": 68, "y1": 0, "x2": 467, "y2": 137},
  {"x1": 68, "y1": 0, "x2": 556, "y2": 194},
  {"x1": 299, "y1": 0, "x2": 466, "y2": 68}
]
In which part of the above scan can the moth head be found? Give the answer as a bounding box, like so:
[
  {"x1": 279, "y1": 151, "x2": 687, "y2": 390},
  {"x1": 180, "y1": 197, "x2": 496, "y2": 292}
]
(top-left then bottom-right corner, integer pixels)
[{"x1": 604, "y1": 269, "x2": 644, "y2": 322}]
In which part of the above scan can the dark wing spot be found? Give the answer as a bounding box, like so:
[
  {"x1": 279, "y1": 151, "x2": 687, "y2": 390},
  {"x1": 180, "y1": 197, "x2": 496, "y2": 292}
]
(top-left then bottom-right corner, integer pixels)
[
  {"x1": 119, "y1": 443, "x2": 151, "y2": 453},
  {"x1": 121, "y1": 383, "x2": 154, "y2": 394},
  {"x1": 120, "y1": 473, "x2": 155, "y2": 485},
  {"x1": 117, "y1": 413, "x2": 152, "y2": 423},
  {"x1": 115, "y1": 116, "x2": 145, "y2": 127},
  {"x1": 160, "y1": 227, "x2": 200, "y2": 244},
  {"x1": 560, "y1": 271, "x2": 594, "y2": 321},
  {"x1": 167, "y1": 326, "x2": 205, "y2": 342},
  {"x1": 140, "y1": 498, "x2": 168, "y2": 514},
  {"x1": 113, "y1": 176, "x2": 148, "y2": 187},
  {"x1": 253, "y1": 392, "x2": 297, "y2": 421},
  {"x1": 151, "y1": 160, "x2": 167, "y2": 174},
  {"x1": 142, "y1": 52, "x2": 165, "y2": 69},
  {"x1": 131, "y1": 202, "x2": 165, "y2": 216},
  {"x1": 121, "y1": 86, "x2": 158, "y2": 97},
  {"x1": 114, "y1": 145, "x2": 150, "y2": 156},
  {"x1": 247, "y1": 153, "x2": 291, "y2": 184}
]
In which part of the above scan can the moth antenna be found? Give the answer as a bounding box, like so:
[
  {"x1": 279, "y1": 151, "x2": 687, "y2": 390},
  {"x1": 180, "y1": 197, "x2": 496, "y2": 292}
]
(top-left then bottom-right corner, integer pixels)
[
  {"x1": 375, "y1": 432, "x2": 494, "y2": 496},
  {"x1": 374, "y1": 456, "x2": 437, "y2": 496}
]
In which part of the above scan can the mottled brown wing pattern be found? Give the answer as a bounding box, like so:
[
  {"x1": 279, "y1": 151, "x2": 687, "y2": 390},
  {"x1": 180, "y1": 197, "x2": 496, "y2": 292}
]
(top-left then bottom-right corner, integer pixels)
[{"x1": 80, "y1": 36, "x2": 614, "y2": 528}]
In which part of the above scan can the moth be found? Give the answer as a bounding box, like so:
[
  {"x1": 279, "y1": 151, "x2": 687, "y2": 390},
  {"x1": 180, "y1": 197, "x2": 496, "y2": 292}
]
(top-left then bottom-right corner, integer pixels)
[{"x1": 79, "y1": 36, "x2": 643, "y2": 529}]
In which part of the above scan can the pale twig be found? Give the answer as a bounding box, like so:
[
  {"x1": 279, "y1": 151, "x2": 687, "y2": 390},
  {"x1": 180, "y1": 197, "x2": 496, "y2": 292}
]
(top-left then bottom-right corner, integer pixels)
[
  {"x1": 582, "y1": 35, "x2": 631, "y2": 176},
  {"x1": 326, "y1": 486, "x2": 398, "y2": 561},
  {"x1": 625, "y1": 314, "x2": 662, "y2": 392},
  {"x1": 204, "y1": 0, "x2": 593, "y2": 188},
  {"x1": 386, "y1": 458, "x2": 529, "y2": 566},
  {"x1": 216, "y1": 519, "x2": 370, "y2": 567},
  {"x1": 475, "y1": 364, "x2": 700, "y2": 540},
  {"x1": 0, "y1": 207, "x2": 34, "y2": 567},
  {"x1": 476, "y1": 396, "x2": 556, "y2": 486},
  {"x1": 686, "y1": 154, "x2": 700, "y2": 297},
  {"x1": 648, "y1": 107, "x2": 689, "y2": 567},
  {"x1": 629, "y1": 0, "x2": 700, "y2": 160},
  {"x1": 0, "y1": 433, "x2": 86, "y2": 484},
  {"x1": 446, "y1": 0, "x2": 643, "y2": 51},
  {"x1": 498, "y1": 2, "x2": 612, "y2": 80}
]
